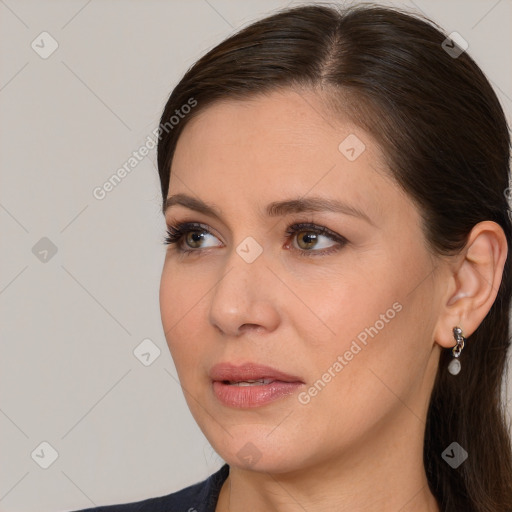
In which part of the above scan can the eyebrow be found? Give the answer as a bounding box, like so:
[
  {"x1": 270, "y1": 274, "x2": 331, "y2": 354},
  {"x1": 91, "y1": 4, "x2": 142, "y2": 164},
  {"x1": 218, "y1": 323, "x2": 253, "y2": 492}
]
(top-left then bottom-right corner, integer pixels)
[{"x1": 164, "y1": 193, "x2": 373, "y2": 225}]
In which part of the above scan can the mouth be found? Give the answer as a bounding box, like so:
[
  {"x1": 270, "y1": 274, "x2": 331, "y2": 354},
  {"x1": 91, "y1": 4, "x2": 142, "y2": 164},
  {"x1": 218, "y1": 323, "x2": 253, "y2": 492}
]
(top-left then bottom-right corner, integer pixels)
[
  {"x1": 222, "y1": 378, "x2": 277, "y2": 386},
  {"x1": 209, "y1": 362, "x2": 305, "y2": 408}
]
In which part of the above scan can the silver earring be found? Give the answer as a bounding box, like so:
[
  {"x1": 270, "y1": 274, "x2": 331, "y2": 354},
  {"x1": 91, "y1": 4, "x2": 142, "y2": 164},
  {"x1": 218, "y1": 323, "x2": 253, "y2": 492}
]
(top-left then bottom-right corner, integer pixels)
[{"x1": 447, "y1": 326, "x2": 466, "y2": 375}]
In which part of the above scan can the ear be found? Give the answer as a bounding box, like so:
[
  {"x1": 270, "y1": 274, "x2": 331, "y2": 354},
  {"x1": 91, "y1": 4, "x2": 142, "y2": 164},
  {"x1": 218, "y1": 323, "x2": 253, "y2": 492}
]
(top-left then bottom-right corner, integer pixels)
[{"x1": 434, "y1": 221, "x2": 508, "y2": 349}]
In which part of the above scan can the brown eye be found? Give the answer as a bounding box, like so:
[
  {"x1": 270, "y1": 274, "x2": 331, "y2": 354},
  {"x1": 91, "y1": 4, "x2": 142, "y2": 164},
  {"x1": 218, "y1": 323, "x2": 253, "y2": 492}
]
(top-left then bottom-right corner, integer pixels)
[
  {"x1": 163, "y1": 222, "x2": 222, "y2": 252},
  {"x1": 185, "y1": 231, "x2": 207, "y2": 248},
  {"x1": 285, "y1": 222, "x2": 347, "y2": 257},
  {"x1": 296, "y1": 231, "x2": 320, "y2": 250}
]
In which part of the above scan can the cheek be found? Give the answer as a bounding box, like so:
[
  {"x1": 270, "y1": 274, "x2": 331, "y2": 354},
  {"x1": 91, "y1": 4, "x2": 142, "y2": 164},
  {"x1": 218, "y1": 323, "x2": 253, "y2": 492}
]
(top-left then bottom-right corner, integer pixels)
[
  {"x1": 301, "y1": 256, "x2": 435, "y2": 422},
  {"x1": 299, "y1": 250, "x2": 403, "y2": 350},
  {"x1": 159, "y1": 263, "x2": 210, "y2": 371},
  {"x1": 307, "y1": 247, "x2": 402, "y2": 338},
  {"x1": 305, "y1": 277, "x2": 404, "y2": 382},
  {"x1": 296, "y1": 296, "x2": 413, "y2": 440}
]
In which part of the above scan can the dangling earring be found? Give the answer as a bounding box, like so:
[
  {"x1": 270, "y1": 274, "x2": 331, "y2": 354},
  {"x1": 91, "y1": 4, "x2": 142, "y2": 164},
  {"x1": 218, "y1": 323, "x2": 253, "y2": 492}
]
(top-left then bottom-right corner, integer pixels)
[{"x1": 447, "y1": 326, "x2": 466, "y2": 375}]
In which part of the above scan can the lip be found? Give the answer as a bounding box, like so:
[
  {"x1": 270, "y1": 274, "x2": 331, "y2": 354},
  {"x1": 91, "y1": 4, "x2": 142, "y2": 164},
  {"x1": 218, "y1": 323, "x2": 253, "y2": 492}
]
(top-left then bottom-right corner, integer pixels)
[
  {"x1": 209, "y1": 362, "x2": 305, "y2": 408},
  {"x1": 212, "y1": 380, "x2": 304, "y2": 408},
  {"x1": 209, "y1": 362, "x2": 304, "y2": 384}
]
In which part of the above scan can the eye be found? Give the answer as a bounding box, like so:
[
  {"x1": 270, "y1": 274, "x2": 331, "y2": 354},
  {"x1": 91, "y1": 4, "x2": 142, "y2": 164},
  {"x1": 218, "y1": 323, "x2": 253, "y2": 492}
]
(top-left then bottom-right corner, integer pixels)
[
  {"x1": 163, "y1": 221, "x2": 347, "y2": 257},
  {"x1": 284, "y1": 223, "x2": 347, "y2": 257},
  {"x1": 163, "y1": 222, "x2": 222, "y2": 253}
]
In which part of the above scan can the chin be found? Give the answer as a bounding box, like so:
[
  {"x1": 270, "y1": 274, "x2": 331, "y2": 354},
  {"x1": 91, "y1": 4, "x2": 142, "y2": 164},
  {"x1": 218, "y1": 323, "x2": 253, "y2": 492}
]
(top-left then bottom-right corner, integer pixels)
[{"x1": 210, "y1": 430, "x2": 311, "y2": 474}]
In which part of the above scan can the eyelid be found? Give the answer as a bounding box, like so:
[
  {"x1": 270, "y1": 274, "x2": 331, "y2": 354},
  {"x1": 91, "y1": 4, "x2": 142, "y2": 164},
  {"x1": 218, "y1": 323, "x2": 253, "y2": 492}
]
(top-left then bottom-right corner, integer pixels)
[
  {"x1": 166, "y1": 219, "x2": 223, "y2": 239},
  {"x1": 286, "y1": 221, "x2": 346, "y2": 243}
]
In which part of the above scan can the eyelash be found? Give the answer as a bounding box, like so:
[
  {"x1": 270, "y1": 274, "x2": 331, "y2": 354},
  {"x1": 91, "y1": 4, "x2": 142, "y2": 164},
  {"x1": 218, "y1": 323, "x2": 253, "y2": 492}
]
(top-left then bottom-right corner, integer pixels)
[{"x1": 163, "y1": 221, "x2": 347, "y2": 258}]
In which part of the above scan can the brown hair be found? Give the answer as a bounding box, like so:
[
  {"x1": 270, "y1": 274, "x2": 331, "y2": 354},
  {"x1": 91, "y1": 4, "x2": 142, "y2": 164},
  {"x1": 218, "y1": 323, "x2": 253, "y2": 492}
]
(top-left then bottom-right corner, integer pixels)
[{"x1": 156, "y1": 3, "x2": 512, "y2": 510}]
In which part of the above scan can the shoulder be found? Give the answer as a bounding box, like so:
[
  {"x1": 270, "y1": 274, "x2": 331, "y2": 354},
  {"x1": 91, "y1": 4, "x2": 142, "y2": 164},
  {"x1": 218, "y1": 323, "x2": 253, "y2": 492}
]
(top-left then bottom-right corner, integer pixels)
[{"x1": 67, "y1": 464, "x2": 229, "y2": 512}]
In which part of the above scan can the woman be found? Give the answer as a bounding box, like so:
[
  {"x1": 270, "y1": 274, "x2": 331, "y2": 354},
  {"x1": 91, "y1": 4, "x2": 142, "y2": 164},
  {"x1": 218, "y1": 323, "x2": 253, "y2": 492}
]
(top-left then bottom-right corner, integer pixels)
[{"x1": 72, "y1": 2, "x2": 512, "y2": 511}]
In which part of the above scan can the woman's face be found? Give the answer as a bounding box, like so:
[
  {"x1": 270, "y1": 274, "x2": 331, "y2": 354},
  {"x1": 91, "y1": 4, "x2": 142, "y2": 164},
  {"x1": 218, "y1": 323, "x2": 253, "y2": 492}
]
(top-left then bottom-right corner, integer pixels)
[{"x1": 160, "y1": 88, "x2": 445, "y2": 473}]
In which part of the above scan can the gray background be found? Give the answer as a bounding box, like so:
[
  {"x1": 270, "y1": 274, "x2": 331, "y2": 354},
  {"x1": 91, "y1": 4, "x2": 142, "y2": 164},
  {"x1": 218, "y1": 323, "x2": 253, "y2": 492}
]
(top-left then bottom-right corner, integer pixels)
[{"x1": 1, "y1": 0, "x2": 511, "y2": 510}]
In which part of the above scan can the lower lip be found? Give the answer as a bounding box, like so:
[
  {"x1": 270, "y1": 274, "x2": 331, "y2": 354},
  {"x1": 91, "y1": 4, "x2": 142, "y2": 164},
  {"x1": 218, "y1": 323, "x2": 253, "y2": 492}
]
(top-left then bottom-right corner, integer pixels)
[{"x1": 212, "y1": 380, "x2": 304, "y2": 408}]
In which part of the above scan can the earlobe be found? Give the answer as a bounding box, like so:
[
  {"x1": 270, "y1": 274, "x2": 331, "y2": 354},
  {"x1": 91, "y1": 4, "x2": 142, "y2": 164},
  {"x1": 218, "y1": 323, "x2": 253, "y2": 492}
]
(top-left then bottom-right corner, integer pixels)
[{"x1": 434, "y1": 221, "x2": 508, "y2": 350}]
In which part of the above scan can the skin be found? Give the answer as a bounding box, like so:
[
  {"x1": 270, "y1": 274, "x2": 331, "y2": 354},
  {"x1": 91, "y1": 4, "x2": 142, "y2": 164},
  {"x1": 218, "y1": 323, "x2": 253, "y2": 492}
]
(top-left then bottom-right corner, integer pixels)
[{"x1": 159, "y1": 88, "x2": 507, "y2": 512}]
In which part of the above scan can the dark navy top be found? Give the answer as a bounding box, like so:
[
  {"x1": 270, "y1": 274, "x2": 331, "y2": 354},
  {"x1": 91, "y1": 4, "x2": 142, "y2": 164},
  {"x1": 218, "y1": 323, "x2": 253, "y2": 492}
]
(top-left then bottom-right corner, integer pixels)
[{"x1": 69, "y1": 464, "x2": 229, "y2": 512}]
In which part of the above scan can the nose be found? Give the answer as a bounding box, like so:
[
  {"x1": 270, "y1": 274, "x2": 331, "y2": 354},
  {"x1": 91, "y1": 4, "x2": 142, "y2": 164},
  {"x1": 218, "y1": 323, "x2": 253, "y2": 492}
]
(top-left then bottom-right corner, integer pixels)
[{"x1": 208, "y1": 246, "x2": 281, "y2": 337}]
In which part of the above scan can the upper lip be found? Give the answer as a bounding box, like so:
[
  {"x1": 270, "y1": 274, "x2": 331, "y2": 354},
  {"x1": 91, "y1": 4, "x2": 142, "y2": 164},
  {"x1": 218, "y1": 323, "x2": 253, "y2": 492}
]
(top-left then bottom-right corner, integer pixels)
[{"x1": 210, "y1": 362, "x2": 304, "y2": 383}]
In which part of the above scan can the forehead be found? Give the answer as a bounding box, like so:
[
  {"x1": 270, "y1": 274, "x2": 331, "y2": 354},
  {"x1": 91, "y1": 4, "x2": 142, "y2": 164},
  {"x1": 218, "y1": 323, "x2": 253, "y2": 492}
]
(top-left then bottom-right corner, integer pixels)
[
  {"x1": 176, "y1": 89, "x2": 351, "y2": 155},
  {"x1": 168, "y1": 88, "x2": 407, "y2": 226}
]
